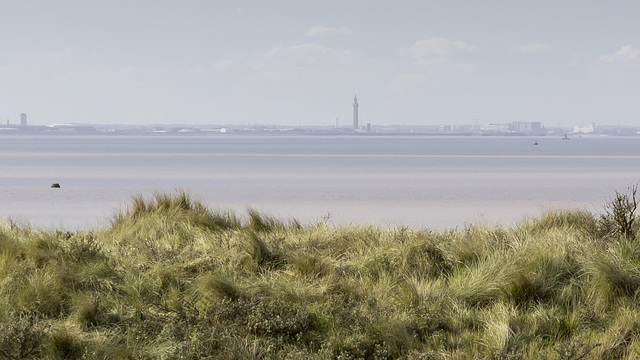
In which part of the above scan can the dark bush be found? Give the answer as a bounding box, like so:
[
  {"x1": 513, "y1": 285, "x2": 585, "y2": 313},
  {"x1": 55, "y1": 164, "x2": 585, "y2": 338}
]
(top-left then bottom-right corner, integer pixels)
[
  {"x1": 0, "y1": 314, "x2": 48, "y2": 359},
  {"x1": 213, "y1": 297, "x2": 318, "y2": 344},
  {"x1": 246, "y1": 299, "x2": 317, "y2": 341},
  {"x1": 600, "y1": 184, "x2": 639, "y2": 239}
]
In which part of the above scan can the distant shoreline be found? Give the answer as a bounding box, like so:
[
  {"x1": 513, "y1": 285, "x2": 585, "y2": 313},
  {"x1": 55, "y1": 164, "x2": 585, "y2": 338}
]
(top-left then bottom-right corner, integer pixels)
[{"x1": 3, "y1": 122, "x2": 639, "y2": 137}]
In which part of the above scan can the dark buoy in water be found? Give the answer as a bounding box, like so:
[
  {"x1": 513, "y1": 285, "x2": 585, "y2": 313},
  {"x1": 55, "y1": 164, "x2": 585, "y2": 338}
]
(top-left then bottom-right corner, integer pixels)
[{"x1": 51, "y1": 183, "x2": 61, "y2": 188}]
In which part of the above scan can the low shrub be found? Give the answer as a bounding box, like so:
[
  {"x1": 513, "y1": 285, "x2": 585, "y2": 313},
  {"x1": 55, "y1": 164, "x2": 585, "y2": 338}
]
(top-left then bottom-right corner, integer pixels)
[
  {"x1": 599, "y1": 184, "x2": 640, "y2": 240},
  {"x1": 0, "y1": 314, "x2": 48, "y2": 359}
]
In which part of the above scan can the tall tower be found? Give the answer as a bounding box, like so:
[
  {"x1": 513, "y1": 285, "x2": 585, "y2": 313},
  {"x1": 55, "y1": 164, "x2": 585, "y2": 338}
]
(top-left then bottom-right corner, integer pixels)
[
  {"x1": 353, "y1": 95, "x2": 359, "y2": 130},
  {"x1": 20, "y1": 113, "x2": 27, "y2": 127}
]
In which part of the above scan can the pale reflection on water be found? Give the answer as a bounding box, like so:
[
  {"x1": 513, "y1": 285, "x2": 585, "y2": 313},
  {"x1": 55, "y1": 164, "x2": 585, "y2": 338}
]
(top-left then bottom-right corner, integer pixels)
[{"x1": 1, "y1": 134, "x2": 639, "y2": 230}]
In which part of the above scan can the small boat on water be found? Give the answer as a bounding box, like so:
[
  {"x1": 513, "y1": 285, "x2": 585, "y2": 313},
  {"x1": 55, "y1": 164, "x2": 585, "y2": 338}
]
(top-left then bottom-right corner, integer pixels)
[
  {"x1": 534, "y1": 140, "x2": 538, "y2": 145},
  {"x1": 562, "y1": 134, "x2": 570, "y2": 140}
]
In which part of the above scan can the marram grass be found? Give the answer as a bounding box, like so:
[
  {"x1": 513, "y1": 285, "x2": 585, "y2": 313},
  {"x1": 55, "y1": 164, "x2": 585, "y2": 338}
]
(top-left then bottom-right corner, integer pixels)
[{"x1": 2, "y1": 193, "x2": 640, "y2": 359}]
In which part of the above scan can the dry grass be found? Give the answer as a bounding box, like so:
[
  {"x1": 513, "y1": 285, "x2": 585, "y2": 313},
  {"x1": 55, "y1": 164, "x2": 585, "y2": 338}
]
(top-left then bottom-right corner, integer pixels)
[{"x1": 1, "y1": 192, "x2": 640, "y2": 358}]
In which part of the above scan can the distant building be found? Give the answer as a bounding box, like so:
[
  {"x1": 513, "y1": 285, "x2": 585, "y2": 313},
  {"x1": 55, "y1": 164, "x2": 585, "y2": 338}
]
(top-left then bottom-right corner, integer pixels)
[
  {"x1": 510, "y1": 121, "x2": 542, "y2": 132},
  {"x1": 573, "y1": 123, "x2": 595, "y2": 134},
  {"x1": 481, "y1": 121, "x2": 544, "y2": 134},
  {"x1": 353, "y1": 95, "x2": 359, "y2": 130},
  {"x1": 482, "y1": 123, "x2": 510, "y2": 132},
  {"x1": 20, "y1": 113, "x2": 27, "y2": 127}
]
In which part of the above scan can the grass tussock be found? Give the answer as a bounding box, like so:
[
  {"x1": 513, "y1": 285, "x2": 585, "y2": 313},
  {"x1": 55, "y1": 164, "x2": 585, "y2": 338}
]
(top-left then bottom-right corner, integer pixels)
[{"x1": 3, "y1": 190, "x2": 640, "y2": 358}]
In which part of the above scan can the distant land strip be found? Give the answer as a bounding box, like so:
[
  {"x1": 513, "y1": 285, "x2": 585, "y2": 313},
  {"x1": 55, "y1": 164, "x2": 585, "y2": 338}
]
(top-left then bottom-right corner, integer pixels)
[{"x1": 6, "y1": 153, "x2": 640, "y2": 159}]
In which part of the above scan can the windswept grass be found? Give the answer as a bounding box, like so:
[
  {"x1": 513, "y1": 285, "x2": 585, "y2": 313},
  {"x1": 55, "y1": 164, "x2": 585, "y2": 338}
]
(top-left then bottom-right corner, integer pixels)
[{"x1": 3, "y1": 192, "x2": 640, "y2": 358}]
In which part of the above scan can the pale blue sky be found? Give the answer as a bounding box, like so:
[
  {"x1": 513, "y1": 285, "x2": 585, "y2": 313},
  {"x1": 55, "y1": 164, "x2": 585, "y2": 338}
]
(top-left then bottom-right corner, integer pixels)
[{"x1": 1, "y1": 0, "x2": 639, "y2": 127}]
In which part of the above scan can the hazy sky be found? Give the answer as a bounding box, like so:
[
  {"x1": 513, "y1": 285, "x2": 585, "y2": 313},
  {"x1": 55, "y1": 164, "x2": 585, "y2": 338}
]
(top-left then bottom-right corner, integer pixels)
[{"x1": 1, "y1": 1, "x2": 639, "y2": 127}]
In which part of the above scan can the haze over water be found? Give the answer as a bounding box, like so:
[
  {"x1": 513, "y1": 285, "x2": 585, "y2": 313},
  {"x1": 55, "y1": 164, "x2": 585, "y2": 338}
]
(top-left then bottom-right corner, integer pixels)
[{"x1": 2, "y1": 134, "x2": 639, "y2": 230}]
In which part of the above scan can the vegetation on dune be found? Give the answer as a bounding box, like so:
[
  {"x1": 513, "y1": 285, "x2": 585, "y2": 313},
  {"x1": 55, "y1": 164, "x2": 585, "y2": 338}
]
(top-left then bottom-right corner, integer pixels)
[{"x1": 2, "y1": 189, "x2": 640, "y2": 359}]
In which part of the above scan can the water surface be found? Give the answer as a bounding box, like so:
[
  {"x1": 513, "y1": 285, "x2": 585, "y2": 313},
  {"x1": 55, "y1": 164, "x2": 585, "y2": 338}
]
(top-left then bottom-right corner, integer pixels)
[{"x1": 2, "y1": 134, "x2": 639, "y2": 229}]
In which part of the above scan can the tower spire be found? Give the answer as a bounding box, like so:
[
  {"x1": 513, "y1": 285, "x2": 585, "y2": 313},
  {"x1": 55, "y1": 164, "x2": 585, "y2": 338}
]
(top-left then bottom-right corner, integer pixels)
[{"x1": 353, "y1": 94, "x2": 359, "y2": 130}]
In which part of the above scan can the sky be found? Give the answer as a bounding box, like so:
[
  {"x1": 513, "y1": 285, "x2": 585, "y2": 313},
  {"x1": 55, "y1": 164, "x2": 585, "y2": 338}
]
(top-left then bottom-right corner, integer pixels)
[{"x1": 0, "y1": 0, "x2": 639, "y2": 127}]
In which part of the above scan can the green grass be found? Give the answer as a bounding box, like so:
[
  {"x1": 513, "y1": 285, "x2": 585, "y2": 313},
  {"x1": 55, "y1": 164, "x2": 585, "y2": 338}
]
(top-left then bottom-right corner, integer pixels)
[{"x1": 3, "y1": 193, "x2": 640, "y2": 359}]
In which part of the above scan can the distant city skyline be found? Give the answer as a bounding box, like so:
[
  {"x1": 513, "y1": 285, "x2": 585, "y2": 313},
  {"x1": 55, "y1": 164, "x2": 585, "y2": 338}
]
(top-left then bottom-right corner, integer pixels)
[{"x1": 1, "y1": 1, "x2": 639, "y2": 127}]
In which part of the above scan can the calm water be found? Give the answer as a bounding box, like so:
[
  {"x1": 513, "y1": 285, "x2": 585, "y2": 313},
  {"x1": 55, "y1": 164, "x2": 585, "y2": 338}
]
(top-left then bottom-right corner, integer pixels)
[{"x1": 2, "y1": 134, "x2": 640, "y2": 229}]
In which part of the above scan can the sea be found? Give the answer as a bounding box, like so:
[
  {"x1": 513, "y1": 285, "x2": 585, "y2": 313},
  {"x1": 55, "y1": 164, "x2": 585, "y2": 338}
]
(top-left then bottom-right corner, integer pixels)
[{"x1": 2, "y1": 133, "x2": 640, "y2": 230}]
